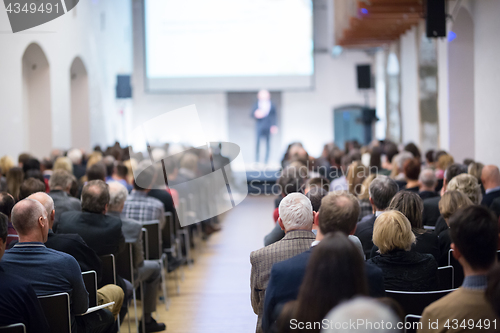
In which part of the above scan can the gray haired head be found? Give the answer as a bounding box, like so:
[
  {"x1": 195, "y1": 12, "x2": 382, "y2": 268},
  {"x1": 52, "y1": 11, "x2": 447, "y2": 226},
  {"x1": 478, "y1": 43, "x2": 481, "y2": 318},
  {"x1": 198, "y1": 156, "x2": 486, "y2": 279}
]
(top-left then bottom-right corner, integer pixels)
[{"x1": 368, "y1": 176, "x2": 399, "y2": 211}]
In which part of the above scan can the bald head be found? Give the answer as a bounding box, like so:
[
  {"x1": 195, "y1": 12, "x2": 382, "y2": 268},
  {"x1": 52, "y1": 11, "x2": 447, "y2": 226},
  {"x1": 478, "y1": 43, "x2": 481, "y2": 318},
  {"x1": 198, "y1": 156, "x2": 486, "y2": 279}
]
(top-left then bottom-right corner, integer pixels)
[
  {"x1": 11, "y1": 199, "x2": 47, "y2": 237},
  {"x1": 482, "y1": 165, "x2": 500, "y2": 190},
  {"x1": 28, "y1": 192, "x2": 55, "y2": 228}
]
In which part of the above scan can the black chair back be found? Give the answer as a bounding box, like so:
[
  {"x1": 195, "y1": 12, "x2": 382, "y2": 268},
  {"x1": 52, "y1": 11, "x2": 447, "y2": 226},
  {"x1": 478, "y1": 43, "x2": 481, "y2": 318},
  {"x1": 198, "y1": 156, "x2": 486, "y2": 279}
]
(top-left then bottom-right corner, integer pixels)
[
  {"x1": 386, "y1": 289, "x2": 454, "y2": 316},
  {"x1": 0, "y1": 324, "x2": 26, "y2": 333},
  {"x1": 143, "y1": 221, "x2": 162, "y2": 260},
  {"x1": 99, "y1": 254, "x2": 116, "y2": 286},
  {"x1": 404, "y1": 315, "x2": 422, "y2": 333},
  {"x1": 437, "y1": 266, "x2": 454, "y2": 290},
  {"x1": 38, "y1": 293, "x2": 71, "y2": 333},
  {"x1": 448, "y1": 249, "x2": 464, "y2": 288},
  {"x1": 115, "y1": 243, "x2": 134, "y2": 283},
  {"x1": 82, "y1": 271, "x2": 98, "y2": 307}
]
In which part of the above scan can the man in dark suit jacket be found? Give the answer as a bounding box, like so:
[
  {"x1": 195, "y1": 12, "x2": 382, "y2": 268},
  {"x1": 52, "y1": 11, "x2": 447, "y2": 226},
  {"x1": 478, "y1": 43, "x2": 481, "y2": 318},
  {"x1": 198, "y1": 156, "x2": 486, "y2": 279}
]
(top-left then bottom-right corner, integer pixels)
[
  {"x1": 481, "y1": 165, "x2": 500, "y2": 207},
  {"x1": 252, "y1": 90, "x2": 277, "y2": 164},
  {"x1": 48, "y1": 169, "x2": 81, "y2": 229},
  {"x1": 57, "y1": 180, "x2": 125, "y2": 257},
  {"x1": 355, "y1": 176, "x2": 399, "y2": 258},
  {"x1": 262, "y1": 191, "x2": 385, "y2": 333}
]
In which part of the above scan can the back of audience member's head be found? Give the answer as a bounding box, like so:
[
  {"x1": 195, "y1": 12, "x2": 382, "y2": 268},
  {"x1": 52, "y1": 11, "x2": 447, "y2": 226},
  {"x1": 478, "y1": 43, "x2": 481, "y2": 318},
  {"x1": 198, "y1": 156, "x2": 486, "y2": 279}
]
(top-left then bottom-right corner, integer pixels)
[
  {"x1": 28, "y1": 192, "x2": 55, "y2": 228},
  {"x1": 384, "y1": 142, "x2": 399, "y2": 164},
  {"x1": 278, "y1": 192, "x2": 313, "y2": 232},
  {"x1": 53, "y1": 156, "x2": 73, "y2": 173},
  {"x1": 0, "y1": 155, "x2": 14, "y2": 176},
  {"x1": 392, "y1": 151, "x2": 413, "y2": 175},
  {"x1": 346, "y1": 161, "x2": 367, "y2": 197},
  {"x1": 305, "y1": 187, "x2": 328, "y2": 212},
  {"x1": 49, "y1": 169, "x2": 74, "y2": 191},
  {"x1": 368, "y1": 176, "x2": 399, "y2": 211},
  {"x1": 463, "y1": 158, "x2": 475, "y2": 166},
  {"x1": 67, "y1": 148, "x2": 83, "y2": 165},
  {"x1": 86, "y1": 162, "x2": 106, "y2": 181},
  {"x1": 437, "y1": 154, "x2": 454, "y2": 171},
  {"x1": 419, "y1": 168, "x2": 437, "y2": 190},
  {"x1": 0, "y1": 213, "x2": 8, "y2": 258},
  {"x1": 108, "y1": 181, "x2": 128, "y2": 212},
  {"x1": 369, "y1": 146, "x2": 382, "y2": 170},
  {"x1": 19, "y1": 178, "x2": 46, "y2": 200},
  {"x1": 486, "y1": 264, "x2": 500, "y2": 318},
  {"x1": 438, "y1": 191, "x2": 473, "y2": 222},
  {"x1": 445, "y1": 163, "x2": 468, "y2": 184},
  {"x1": 481, "y1": 165, "x2": 500, "y2": 189},
  {"x1": 449, "y1": 205, "x2": 498, "y2": 271},
  {"x1": 447, "y1": 173, "x2": 482, "y2": 204},
  {"x1": 116, "y1": 163, "x2": 129, "y2": 180},
  {"x1": 404, "y1": 142, "x2": 421, "y2": 161},
  {"x1": 11, "y1": 198, "x2": 47, "y2": 236},
  {"x1": 358, "y1": 173, "x2": 376, "y2": 200},
  {"x1": 425, "y1": 149, "x2": 435, "y2": 165},
  {"x1": 81, "y1": 180, "x2": 110, "y2": 214},
  {"x1": 22, "y1": 158, "x2": 40, "y2": 174},
  {"x1": 305, "y1": 177, "x2": 330, "y2": 193},
  {"x1": 403, "y1": 158, "x2": 421, "y2": 181},
  {"x1": 373, "y1": 210, "x2": 415, "y2": 254},
  {"x1": 86, "y1": 152, "x2": 103, "y2": 169},
  {"x1": 25, "y1": 169, "x2": 45, "y2": 184},
  {"x1": 0, "y1": 192, "x2": 15, "y2": 218},
  {"x1": 321, "y1": 297, "x2": 400, "y2": 333},
  {"x1": 468, "y1": 162, "x2": 484, "y2": 184},
  {"x1": 6, "y1": 167, "x2": 24, "y2": 200},
  {"x1": 41, "y1": 158, "x2": 53, "y2": 172},
  {"x1": 103, "y1": 155, "x2": 116, "y2": 177},
  {"x1": 318, "y1": 192, "x2": 359, "y2": 235},
  {"x1": 17, "y1": 153, "x2": 31, "y2": 167},
  {"x1": 388, "y1": 191, "x2": 424, "y2": 231},
  {"x1": 133, "y1": 165, "x2": 156, "y2": 190},
  {"x1": 277, "y1": 166, "x2": 307, "y2": 196},
  {"x1": 284, "y1": 233, "x2": 368, "y2": 333}
]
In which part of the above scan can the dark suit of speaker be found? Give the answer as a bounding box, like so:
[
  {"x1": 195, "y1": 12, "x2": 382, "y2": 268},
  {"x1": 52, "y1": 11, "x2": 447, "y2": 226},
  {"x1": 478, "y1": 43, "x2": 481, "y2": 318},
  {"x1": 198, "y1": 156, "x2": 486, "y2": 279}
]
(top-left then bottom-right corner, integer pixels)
[{"x1": 252, "y1": 102, "x2": 276, "y2": 163}]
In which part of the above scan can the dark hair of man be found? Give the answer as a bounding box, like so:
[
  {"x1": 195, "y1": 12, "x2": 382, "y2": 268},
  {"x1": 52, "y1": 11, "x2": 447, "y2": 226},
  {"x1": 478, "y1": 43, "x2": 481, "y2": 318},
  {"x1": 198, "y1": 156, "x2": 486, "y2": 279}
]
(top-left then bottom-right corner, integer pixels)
[
  {"x1": 305, "y1": 187, "x2": 328, "y2": 212},
  {"x1": 318, "y1": 192, "x2": 360, "y2": 235},
  {"x1": 103, "y1": 156, "x2": 115, "y2": 177},
  {"x1": 0, "y1": 212, "x2": 8, "y2": 243},
  {"x1": 403, "y1": 158, "x2": 421, "y2": 181},
  {"x1": 404, "y1": 142, "x2": 421, "y2": 160},
  {"x1": 19, "y1": 178, "x2": 46, "y2": 200},
  {"x1": 116, "y1": 163, "x2": 128, "y2": 179},
  {"x1": 449, "y1": 205, "x2": 498, "y2": 271},
  {"x1": 463, "y1": 158, "x2": 475, "y2": 167},
  {"x1": 0, "y1": 192, "x2": 15, "y2": 217},
  {"x1": 369, "y1": 176, "x2": 399, "y2": 210},
  {"x1": 281, "y1": 232, "x2": 367, "y2": 331},
  {"x1": 25, "y1": 169, "x2": 45, "y2": 184},
  {"x1": 384, "y1": 142, "x2": 399, "y2": 163},
  {"x1": 486, "y1": 264, "x2": 500, "y2": 318},
  {"x1": 445, "y1": 163, "x2": 468, "y2": 183},
  {"x1": 388, "y1": 191, "x2": 424, "y2": 232},
  {"x1": 134, "y1": 166, "x2": 156, "y2": 191},
  {"x1": 81, "y1": 180, "x2": 110, "y2": 214},
  {"x1": 86, "y1": 162, "x2": 106, "y2": 181},
  {"x1": 306, "y1": 177, "x2": 330, "y2": 193},
  {"x1": 22, "y1": 158, "x2": 41, "y2": 174},
  {"x1": 277, "y1": 166, "x2": 307, "y2": 196},
  {"x1": 370, "y1": 146, "x2": 382, "y2": 169},
  {"x1": 41, "y1": 158, "x2": 53, "y2": 170},
  {"x1": 18, "y1": 153, "x2": 31, "y2": 166},
  {"x1": 425, "y1": 150, "x2": 435, "y2": 163}
]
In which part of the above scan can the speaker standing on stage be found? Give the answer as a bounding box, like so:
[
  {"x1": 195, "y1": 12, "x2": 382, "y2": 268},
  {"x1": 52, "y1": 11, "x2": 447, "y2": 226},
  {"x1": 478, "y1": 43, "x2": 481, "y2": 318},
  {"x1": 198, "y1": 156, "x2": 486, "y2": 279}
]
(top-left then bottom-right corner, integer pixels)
[{"x1": 252, "y1": 90, "x2": 278, "y2": 164}]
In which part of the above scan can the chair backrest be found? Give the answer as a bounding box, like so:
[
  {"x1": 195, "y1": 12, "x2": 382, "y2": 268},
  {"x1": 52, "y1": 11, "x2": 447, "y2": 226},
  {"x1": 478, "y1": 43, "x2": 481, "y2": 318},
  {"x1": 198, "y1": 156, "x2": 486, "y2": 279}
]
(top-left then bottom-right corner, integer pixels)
[
  {"x1": 404, "y1": 315, "x2": 422, "y2": 333},
  {"x1": 437, "y1": 266, "x2": 454, "y2": 290},
  {"x1": 163, "y1": 212, "x2": 174, "y2": 249},
  {"x1": 386, "y1": 289, "x2": 455, "y2": 316},
  {"x1": 99, "y1": 254, "x2": 116, "y2": 286},
  {"x1": 82, "y1": 271, "x2": 98, "y2": 307},
  {"x1": 142, "y1": 221, "x2": 162, "y2": 260},
  {"x1": 448, "y1": 249, "x2": 464, "y2": 288},
  {"x1": 38, "y1": 292, "x2": 71, "y2": 333},
  {"x1": 115, "y1": 243, "x2": 134, "y2": 284},
  {"x1": 142, "y1": 228, "x2": 149, "y2": 260},
  {"x1": 0, "y1": 323, "x2": 26, "y2": 333}
]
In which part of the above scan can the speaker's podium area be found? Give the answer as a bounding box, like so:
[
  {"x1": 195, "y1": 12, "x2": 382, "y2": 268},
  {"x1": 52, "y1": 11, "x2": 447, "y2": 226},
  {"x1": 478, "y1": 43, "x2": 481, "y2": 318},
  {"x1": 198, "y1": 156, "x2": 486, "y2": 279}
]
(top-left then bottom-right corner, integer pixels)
[{"x1": 1, "y1": 0, "x2": 500, "y2": 333}]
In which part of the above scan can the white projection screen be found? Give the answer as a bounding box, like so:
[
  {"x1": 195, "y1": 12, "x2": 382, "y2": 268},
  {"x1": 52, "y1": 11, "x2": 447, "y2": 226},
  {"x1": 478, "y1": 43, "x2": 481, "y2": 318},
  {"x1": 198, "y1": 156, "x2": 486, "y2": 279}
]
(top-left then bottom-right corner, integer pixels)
[{"x1": 144, "y1": 0, "x2": 314, "y2": 92}]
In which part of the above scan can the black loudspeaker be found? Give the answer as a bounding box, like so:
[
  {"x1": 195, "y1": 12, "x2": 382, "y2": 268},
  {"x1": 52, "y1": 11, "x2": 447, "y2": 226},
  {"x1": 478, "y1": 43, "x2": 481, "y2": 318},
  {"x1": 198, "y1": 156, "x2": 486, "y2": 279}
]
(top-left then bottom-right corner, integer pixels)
[
  {"x1": 426, "y1": 0, "x2": 446, "y2": 38},
  {"x1": 116, "y1": 75, "x2": 132, "y2": 99},
  {"x1": 356, "y1": 64, "x2": 372, "y2": 89}
]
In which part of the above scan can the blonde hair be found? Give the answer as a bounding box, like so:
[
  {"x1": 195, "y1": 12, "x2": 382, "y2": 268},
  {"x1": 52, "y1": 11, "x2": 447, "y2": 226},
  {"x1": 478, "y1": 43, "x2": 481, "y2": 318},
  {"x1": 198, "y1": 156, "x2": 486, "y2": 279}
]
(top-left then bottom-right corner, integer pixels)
[
  {"x1": 86, "y1": 152, "x2": 103, "y2": 169},
  {"x1": 346, "y1": 161, "x2": 367, "y2": 197},
  {"x1": 373, "y1": 210, "x2": 415, "y2": 254},
  {"x1": 358, "y1": 173, "x2": 376, "y2": 200},
  {"x1": 53, "y1": 157, "x2": 73, "y2": 173},
  {"x1": 437, "y1": 154, "x2": 454, "y2": 171},
  {"x1": 468, "y1": 162, "x2": 484, "y2": 181},
  {"x1": 447, "y1": 173, "x2": 482, "y2": 204},
  {"x1": 0, "y1": 155, "x2": 14, "y2": 176},
  {"x1": 123, "y1": 159, "x2": 137, "y2": 185},
  {"x1": 439, "y1": 190, "x2": 473, "y2": 220}
]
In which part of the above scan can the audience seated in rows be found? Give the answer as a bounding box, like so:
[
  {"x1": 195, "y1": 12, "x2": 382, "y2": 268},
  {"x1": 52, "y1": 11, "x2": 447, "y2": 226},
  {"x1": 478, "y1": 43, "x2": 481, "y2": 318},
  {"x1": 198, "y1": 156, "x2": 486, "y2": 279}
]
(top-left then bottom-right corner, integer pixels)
[
  {"x1": 250, "y1": 193, "x2": 316, "y2": 333},
  {"x1": 0, "y1": 212, "x2": 49, "y2": 333},
  {"x1": 419, "y1": 206, "x2": 499, "y2": 332},
  {"x1": 368, "y1": 210, "x2": 438, "y2": 291}
]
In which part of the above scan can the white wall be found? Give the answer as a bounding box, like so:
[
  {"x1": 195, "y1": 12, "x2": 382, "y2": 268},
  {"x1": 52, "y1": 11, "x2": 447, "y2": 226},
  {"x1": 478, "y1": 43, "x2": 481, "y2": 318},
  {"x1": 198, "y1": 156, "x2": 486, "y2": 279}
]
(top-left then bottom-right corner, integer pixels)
[{"x1": 0, "y1": 0, "x2": 132, "y2": 158}]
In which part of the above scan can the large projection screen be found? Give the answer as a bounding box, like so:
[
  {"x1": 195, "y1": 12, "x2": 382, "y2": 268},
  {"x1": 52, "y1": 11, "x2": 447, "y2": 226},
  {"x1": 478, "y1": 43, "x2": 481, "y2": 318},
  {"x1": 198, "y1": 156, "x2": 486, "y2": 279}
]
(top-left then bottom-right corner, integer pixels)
[{"x1": 144, "y1": 0, "x2": 314, "y2": 92}]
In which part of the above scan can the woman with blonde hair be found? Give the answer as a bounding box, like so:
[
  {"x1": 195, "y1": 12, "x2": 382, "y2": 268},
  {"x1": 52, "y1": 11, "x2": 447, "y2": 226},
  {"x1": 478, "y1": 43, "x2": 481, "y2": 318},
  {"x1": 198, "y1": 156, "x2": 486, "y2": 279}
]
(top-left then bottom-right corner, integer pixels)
[
  {"x1": 346, "y1": 161, "x2": 367, "y2": 197},
  {"x1": 0, "y1": 155, "x2": 14, "y2": 191},
  {"x1": 6, "y1": 167, "x2": 24, "y2": 201},
  {"x1": 53, "y1": 156, "x2": 73, "y2": 174},
  {"x1": 367, "y1": 210, "x2": 438, "y2": 291}
]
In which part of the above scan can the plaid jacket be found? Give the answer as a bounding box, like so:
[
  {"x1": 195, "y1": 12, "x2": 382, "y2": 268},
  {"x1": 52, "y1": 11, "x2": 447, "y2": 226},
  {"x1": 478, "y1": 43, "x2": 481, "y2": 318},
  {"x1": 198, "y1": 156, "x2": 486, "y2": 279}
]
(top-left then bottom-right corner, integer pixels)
[
  {"x1": 122, "y1": 191, "x2": 165, "y2": 228},
  {"x1": 250, "y1": 230, "x2": 315, "y2": 333}
]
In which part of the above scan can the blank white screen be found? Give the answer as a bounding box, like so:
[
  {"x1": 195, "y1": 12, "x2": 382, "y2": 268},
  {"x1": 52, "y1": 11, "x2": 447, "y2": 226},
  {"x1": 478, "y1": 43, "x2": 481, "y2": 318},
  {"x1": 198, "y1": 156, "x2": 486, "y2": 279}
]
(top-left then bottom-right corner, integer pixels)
[{"x1": 144, "y1": 0, "x2": 314, "y2": 91}]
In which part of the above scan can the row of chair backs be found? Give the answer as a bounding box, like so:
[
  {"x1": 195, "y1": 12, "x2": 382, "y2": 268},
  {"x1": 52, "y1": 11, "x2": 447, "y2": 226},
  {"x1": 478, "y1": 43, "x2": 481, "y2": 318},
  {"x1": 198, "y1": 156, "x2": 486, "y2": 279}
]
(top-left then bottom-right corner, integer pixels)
[
  {"x1": 100, "y1": 254, "x2": 117, "y2": 286},
  {"x1": 115, "y1": 243, "x2": 134, "y2": 283},
  {"x1": 142, "y1": 221, "x2": 162, "y2": 260},
  {"x1": 386, "y1": 289, "x2": 454, "y2": 317},
  {"x1": 437, "y1": 265, "x2": 454, "y2": 290},
  {"x1": 82, "y1": 271, "x2": 98, "y2": 307},
  {"x1": 0, "y1": 324, "x2": 25, "y2": 333},
  {"x1": 38, "y1": 292, "x2": 71, "y2": 333}
]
